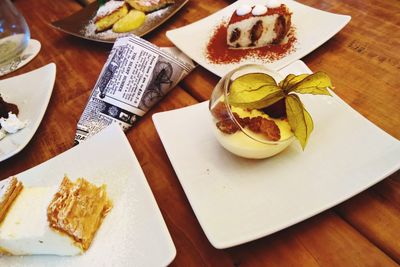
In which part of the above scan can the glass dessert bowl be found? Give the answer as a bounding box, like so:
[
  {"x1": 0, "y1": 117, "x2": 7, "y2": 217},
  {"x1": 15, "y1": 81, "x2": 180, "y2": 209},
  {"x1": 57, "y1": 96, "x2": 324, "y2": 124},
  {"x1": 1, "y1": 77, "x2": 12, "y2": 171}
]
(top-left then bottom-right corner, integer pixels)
[
  {"x1": 0, "y1": 0, "x2": 30, "y2": 65},
  {"x1": 209, "y1": 64, "x2": 295, "y2": 159}
]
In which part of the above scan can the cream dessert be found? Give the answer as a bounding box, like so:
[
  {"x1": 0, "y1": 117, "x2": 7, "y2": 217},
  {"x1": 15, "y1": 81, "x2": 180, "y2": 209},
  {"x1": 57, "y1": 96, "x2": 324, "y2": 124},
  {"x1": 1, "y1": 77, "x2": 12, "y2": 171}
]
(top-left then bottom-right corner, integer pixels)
[
  {"x1": 210, "y1": 66, "x2": 333, "y2": 158},
  {"x1": 211, "y1": 101, "x2": 294, "y2": 159},
  {"x1": 0, "y1": 176, "x2": 112, "y2": 256},
  {"x1": 0, "y1": 186, "x2": 81, "y2": 255},
  {"x1": 227, "y1": 2, "x2": 292, "y2": 48}
]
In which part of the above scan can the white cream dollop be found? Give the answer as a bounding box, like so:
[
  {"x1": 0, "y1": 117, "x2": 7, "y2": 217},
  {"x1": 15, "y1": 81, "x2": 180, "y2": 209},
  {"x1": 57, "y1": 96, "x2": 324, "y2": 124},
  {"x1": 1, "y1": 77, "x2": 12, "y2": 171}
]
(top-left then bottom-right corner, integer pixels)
[
  {"x1": 265, "y1": 0, "x2": 282, "y2": 8},
  {"x1": 0, "y1": 112, "x2": 27, "y2": 134},
  {"x1": 236, "y1": 4, "x2": 252, "y2": 16},
  {"x1": 252, "y1": 5, "x2": 268, "y2": 16}
]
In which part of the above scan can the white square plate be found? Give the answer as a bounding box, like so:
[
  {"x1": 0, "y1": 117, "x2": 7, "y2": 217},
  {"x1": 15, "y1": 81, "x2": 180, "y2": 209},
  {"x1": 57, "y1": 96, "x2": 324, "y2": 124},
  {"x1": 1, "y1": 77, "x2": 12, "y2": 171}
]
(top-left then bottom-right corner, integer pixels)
[
  {"x1": 166, "y1": 0, "x2": 351, "y2": 77},
  {"x1": 0, "y1": 63, "x2": 56, "y2": 162},
  {"x1": 152, "y1": 60, "x2": 400, "y2": 249},
  {"x1": 0, "y1": 125, "x2": 176, "y2": 266}
]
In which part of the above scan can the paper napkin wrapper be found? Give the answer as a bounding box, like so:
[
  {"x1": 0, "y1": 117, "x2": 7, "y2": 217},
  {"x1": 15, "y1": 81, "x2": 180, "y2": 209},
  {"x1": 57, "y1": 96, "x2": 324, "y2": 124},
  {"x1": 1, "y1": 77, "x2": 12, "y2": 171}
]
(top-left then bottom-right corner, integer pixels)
[{"x1": 74, "y1": 35, "x2": 195, "y2": 144}]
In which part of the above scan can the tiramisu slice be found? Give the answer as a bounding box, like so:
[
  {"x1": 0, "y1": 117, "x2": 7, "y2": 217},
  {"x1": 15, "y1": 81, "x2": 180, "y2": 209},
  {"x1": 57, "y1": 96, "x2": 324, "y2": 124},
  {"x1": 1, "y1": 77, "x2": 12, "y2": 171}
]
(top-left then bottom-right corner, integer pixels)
[
  {"x1": 227, "y1": 2, "x2": 292, "y2": 49},
  {"x1": 0, "y1": 176, "x2": 112, "y2": 255}
]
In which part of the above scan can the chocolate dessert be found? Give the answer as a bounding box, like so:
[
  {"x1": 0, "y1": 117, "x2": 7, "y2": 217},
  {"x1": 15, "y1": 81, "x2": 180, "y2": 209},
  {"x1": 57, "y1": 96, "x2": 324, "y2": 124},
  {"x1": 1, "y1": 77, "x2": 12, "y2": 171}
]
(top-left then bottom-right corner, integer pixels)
[{"x1": 0, "y1": 94, "x2": 19, "y2": 120}]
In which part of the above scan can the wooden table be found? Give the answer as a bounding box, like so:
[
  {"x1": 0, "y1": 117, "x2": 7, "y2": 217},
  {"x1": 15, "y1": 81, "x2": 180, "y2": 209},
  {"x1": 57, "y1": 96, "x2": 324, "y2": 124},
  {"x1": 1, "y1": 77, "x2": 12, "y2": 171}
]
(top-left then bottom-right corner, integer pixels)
[{"x1": 2, "y1": 0, "x2": 399, "y2": 265}]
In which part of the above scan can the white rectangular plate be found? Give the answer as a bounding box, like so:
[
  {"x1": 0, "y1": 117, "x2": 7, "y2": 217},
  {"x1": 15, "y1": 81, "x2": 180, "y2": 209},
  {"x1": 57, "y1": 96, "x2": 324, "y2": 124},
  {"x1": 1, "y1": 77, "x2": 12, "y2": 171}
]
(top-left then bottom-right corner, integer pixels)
[
  {"x1": 167, "y1": 0, "x2": 351, "y2": 77},
  {"x1": 0, "y1": 63, "x2": 56, "y2": 162},
  {"x1": 0, "y1": 125, "x2": 176, "y2": 266},
  {"x1": 152, "y1": 60, "x2": 400, "y2": 249}
]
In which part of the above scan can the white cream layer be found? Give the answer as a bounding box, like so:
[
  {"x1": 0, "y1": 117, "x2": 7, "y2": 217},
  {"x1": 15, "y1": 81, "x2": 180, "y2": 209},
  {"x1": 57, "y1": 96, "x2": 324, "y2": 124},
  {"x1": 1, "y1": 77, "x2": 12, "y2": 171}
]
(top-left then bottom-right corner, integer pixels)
[
  {"x1": 213, "y1": 127, "x2": 293, "y2": 159},
  {"x1": 212, "y1": 106, "x2": 294, "y2": 159},
  {"x1": 0, "y1": 187, "x2": 82, "y2": 256}
]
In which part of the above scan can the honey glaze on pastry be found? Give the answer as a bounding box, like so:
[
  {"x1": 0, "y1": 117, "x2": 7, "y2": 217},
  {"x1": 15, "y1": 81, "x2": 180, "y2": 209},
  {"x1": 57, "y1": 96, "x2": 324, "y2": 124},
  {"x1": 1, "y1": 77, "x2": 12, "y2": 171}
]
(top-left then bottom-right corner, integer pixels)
[{"x1": 47, "y1": 176, "x2": 112, "y2": 251}]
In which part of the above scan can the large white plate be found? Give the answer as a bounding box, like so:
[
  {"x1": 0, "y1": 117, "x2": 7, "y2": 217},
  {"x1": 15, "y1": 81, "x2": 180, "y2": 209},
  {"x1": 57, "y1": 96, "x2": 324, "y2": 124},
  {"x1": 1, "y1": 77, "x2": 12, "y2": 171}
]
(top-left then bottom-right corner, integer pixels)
[
  {"x1": 0, "y1": 124, "x2": 176, "y2": 266},
  {"x1": 166, "y1": 0, "x2": 351, "y2": 77},
  {"x1": 0, "y1": 63, "x2": 56, "y2": 161},
  {"x1": 152, "y1": 60, "x2": 400, "y2": 249}
]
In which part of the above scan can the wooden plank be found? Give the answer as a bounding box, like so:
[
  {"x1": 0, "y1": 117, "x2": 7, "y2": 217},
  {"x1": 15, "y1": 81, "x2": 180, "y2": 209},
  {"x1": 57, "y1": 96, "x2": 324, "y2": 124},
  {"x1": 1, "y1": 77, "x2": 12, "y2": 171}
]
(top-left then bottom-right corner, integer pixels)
[
  {"x1": 225, "y1": 211, "x2": 398, "y2": 267},
  {"x1": 374, "y1": 172, "x2": 400, "y2": 209},
  {"x1": 300, "y1": 0, "x2": 400, "y2": 139},
  {"x1": 181, "y1": 68, "x2": 219, "y2": 101},
  {"x1": 335, "y1": 180, "x2": 400, "y2": 263},
  {"x1": 294, "y1": 211, "x2": 397, "y2": 267}
]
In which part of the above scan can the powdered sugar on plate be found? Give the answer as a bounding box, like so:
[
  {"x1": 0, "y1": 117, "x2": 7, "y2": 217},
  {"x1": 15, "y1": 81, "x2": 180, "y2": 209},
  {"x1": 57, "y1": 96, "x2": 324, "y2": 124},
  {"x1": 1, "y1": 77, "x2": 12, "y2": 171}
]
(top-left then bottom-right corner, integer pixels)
[
  {"x1": 95, "y1": 0, "x2": 125, "y2": 19},
  {"x1": 82, "y1": 7, "x2": 167, "y2": 41}
]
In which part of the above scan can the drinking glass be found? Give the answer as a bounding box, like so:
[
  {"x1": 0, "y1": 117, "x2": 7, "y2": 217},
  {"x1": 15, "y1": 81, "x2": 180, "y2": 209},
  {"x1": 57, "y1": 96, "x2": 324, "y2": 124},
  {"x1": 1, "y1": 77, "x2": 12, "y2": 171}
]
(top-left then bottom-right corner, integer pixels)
[{"x1": 0, "y1": 0, "x2": 30, "y2": 65}]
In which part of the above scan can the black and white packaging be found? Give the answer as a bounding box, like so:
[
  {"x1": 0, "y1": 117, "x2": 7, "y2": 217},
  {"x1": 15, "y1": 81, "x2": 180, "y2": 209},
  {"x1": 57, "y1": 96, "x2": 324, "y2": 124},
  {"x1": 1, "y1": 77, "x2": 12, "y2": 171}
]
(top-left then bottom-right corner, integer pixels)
[{"x1": 74, "y1": 35, "x2": 195, "y2": 144}]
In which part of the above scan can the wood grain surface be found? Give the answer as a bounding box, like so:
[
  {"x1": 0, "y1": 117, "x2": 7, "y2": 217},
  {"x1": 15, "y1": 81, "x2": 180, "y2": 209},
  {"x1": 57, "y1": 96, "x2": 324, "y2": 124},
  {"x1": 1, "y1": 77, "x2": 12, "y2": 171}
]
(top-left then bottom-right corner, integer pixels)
[{"x1": 1, "y1": 0, "x2": 399, "y2": 266}]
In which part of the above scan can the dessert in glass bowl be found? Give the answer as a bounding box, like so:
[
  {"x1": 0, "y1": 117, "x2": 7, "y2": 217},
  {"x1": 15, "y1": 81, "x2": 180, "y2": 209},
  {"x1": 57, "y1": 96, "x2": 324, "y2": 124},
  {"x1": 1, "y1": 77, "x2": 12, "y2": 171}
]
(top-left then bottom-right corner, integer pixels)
[{"x1": 209, "y1": 64, "x2": 332, "y2": 159}]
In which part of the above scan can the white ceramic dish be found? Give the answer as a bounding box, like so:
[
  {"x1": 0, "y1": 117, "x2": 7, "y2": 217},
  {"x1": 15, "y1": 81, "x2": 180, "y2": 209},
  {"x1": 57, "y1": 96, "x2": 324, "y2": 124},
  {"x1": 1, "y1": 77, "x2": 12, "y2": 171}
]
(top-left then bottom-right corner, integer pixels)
[
  {"x1": 0, "y1": 63, "x2": 56, "y2": 162},
  {"x1": 152, "y1": 60, "x2": 400, "y2": 249},
  {"x1": 166, "y1": 0, "x2": 351, "y2": 77},
  {"x1": 0, "y1": 124, "x2": 176, "y2": 266}
]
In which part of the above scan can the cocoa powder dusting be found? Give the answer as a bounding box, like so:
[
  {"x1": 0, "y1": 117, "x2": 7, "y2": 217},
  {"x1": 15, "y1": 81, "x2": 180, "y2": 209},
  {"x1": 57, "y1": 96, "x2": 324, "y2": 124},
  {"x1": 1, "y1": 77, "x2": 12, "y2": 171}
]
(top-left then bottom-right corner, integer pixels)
[{"x1": 205, "y1": 21, "x2": 296, "y2": 64}]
